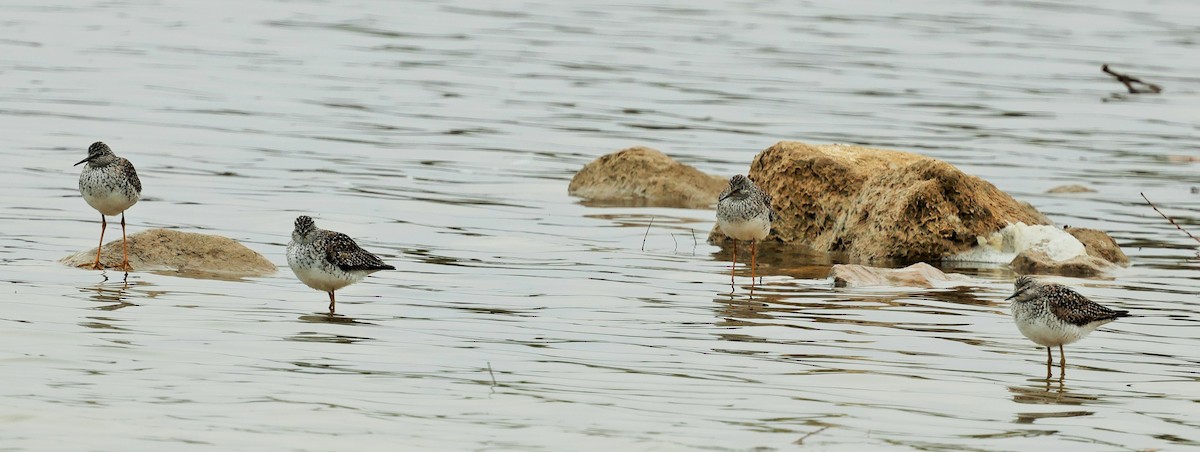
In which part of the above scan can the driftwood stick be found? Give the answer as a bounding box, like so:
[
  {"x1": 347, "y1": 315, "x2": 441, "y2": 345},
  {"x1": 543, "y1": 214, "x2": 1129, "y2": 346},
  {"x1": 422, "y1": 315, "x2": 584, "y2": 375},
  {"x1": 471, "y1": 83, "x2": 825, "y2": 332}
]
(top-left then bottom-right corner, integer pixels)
[
  {"x1": 641, "y1": 217, "x2": 655, "y2": 251},
  {"x1": 1140, "y1": 192, "x2": 1200, "y2": 248},
  {"x1": 1103, "y1": 65, "x2": 1162, "y2": 94}
]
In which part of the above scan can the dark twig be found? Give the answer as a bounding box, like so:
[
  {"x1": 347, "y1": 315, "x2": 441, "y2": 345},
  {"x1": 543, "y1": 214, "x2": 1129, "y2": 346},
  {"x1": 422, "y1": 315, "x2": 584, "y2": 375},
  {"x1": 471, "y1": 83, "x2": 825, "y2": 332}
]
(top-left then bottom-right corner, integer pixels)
[
  {"x1": 670, "y1": 233, "x2": 678, "y2": 251},
  {"x1": 794, "y1": 426, "x2": 830, "y2": 445},
  {"x1": 487, "y1": 361, "x2": 497, "y2": 387},
  {"x1": 641, "y1": 217, "x2": 655, "y2": 251},
  {"x1": 690, "y1": 228, "x2": 697, "y2": 247},
  {"x1": 1103, "y1": 65, "x2": 1162, "y2": 94},
  {"x1": 1140, "y1": 192, "x2": 1200, "y2": 251}
]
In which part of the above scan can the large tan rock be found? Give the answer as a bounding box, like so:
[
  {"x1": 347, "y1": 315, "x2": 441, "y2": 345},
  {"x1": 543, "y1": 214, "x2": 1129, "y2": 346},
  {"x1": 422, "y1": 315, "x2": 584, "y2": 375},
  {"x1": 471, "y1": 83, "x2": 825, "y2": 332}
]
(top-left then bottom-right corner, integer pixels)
[
  {"x1": 568, "y1": 146, "x2": 727, "y2": 208},
  {"x1": 831, "y1": 262, "x2": 973, "y2": 288},
  {"x1": 710, "y1": 141, "x2": 1050, "y2": 262},
  {"x1": 61, "y1": 228, "x2": 276, "y2": 279}
]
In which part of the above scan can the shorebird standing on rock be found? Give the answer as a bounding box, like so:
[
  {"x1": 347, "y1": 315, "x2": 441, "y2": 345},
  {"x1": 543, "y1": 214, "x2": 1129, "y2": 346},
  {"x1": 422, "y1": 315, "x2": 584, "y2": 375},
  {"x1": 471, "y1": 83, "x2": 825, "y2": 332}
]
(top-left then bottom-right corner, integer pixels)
[
  {"x1": 1008, "y1": 275, "x2": 1130, "y2": 370},
  {"x1": 716, "y1": 174, "x2": 777, "y2": 291},
  {"x1": 286, "y1": 216, "x2": 395, "y2": 314},
  {"x1": 76, "y1": 141, "x2": 141, "y2": 271}
]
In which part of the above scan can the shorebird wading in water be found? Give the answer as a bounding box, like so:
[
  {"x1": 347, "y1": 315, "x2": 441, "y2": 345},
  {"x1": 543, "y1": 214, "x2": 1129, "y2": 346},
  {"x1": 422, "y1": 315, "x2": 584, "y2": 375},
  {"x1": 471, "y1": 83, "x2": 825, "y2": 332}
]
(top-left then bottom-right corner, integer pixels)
[
  {"x1": 286, "y1": 216, "x2": 395, "y2": 314},
  {"x1": 1008, "y1": 275, "x2": 1130, "y2": 370},
  {"x1": 76, "y1": 141, "x2": 141, "y2": 271},
  {"x1": 716, "y1": 174, "x2": 777, "y2": 291}
]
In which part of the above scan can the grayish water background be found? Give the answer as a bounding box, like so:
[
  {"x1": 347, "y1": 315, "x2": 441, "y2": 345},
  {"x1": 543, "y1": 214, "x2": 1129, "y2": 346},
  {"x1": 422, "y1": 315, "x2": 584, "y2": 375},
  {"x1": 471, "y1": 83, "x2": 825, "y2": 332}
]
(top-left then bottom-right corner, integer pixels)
[{"x1": 1, "y1": 0, "x2": 1198, "y2": 449}]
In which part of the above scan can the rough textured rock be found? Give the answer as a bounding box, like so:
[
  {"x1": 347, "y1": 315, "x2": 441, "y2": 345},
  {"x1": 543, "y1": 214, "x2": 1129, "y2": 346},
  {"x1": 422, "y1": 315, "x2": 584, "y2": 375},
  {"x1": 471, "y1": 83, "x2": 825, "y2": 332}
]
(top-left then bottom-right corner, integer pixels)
[
  {"x1": 62, "y1": 228, "x2": 276, "y2": 279},
  {"x1": 569, "y1": 146, "x2": 727, "y2": 208},
  {"x1": 831, "y1": 262, "x2": 973, "y2": 288},
  {"x1": 1066, "y1": 227, "x2": 1129, "y2": 266},
  {"x1": 709, "y1": 141, "x2": 1050, "y2": 262},
  {"x1": 1046, "y1": 184, "x2": 1096, "y2": 194},
  {"x1": 1009, "y1": 250, "x2": 1112, "y2": 278},
  {"x1": 1017, "y1": 201, "x2": 1052, "y2": 225}
]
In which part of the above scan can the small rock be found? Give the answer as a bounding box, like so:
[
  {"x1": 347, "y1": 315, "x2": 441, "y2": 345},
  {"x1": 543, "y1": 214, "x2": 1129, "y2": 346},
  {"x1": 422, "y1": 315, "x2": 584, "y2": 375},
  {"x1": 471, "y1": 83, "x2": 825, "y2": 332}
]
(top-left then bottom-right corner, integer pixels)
[
  {"x1": 831, "y1": 262, "x2": 973, "y2": 288},
  {"x1": 61, "y1": 228, "x2": 276, "y2": 279},
  {"x1": 1009, "y1": 250, "x2": 1112, "y2": 278},
  {"x1": 1046, "y1": 184, "x2": 1096, "y2": 194},
  {"x1": 568, "y1": 146, "x2": 727, "y2": 208},
  {"x1": 1065, "y1": 227, "x2": 1129, "y2": 266}
]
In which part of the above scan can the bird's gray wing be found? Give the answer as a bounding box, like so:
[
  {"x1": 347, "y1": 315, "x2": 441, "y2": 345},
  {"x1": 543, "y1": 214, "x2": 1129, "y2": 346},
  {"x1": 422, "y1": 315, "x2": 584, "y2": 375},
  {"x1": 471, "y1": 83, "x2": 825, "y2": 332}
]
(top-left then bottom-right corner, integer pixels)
[
  {"x1": 121, "y1": 158, "x2": 142, "y2": 194},
  {"x1": 1044, "y1": 284, "x2": 1126, "y2": 326},
  {"x1": 763, "y1": 193, "x2": 779, "y2": 222},
  {"x1": 322, "y1": 232, "x2": 395, "y2": 272}
]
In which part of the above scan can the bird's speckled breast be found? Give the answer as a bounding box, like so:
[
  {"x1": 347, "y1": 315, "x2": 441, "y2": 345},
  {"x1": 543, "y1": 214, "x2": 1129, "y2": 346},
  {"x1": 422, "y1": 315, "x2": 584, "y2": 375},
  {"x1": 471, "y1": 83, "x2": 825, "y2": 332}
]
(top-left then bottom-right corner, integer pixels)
[
  {"x1": 79, "y1": 161, "x2": 140, "y2": 216},
  {"x1": 286, "y1": 240, "x2": 366, "y2": 292}
]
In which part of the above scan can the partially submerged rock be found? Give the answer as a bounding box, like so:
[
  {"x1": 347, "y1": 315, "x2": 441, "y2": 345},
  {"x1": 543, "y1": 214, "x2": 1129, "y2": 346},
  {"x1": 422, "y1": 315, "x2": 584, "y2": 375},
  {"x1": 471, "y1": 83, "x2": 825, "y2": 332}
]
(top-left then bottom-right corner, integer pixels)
[
  {"x1": 568, "y1": 146, "x2": 727, "y2": 208},
  {"x1": 1066, "y1": 227, "x2": 1129, "y2": 266},
  {"x1": 62, "y1": 228, "x2": 276, "y2": 279},
  {"x1": 1046, "y1": 184, "x2": 1096, "y2": 194},
  {"x1": 949, "y1": 222, "x2": 1128, "y2": 276},
  {"x1": 951, "y1": 222, "x2": 1085, "y2": 263},
  {"x1": 830, "y1": 262, "x2": 973, "y2": 288},
  {"x1": 709, "y1": 141, "x2": 1050, "y2": 262},
  {"x1": 1009, "y1": 250, "x2": 1113, "y2": 278}
]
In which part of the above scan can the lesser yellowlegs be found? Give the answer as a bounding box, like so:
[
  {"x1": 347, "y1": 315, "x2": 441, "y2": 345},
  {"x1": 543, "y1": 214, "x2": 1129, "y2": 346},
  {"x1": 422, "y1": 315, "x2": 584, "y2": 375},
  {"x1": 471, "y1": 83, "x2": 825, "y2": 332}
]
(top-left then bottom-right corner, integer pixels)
[
  {"x1": 1008, "y1": 275, "x2": 1130, "y2": 369},
  {"x1": 76, "y1": 141, "x2": 141, "y2": 271},
  {"x1": 716, "y1": 174, "x2": 777, "y2": 291},
  {"x1": 286, "y1": 216, "x2": 395, "y2": 314}
]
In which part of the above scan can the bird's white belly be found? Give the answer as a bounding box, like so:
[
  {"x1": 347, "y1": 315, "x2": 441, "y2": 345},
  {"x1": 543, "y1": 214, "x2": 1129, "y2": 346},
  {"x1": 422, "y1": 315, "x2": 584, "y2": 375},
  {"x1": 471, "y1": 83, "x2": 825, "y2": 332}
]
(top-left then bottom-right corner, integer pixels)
[
  {"x1": 718, "y1": 216, "x2": 771, "y2": 241},
  {"x1": 83, "y1": 190, "x2": 138, "y2": 216},
  {"x1": 289, "y1": 265, "x2": 363, "y2": 293},
  {"x1": 1014, "y1": 315, "x2": 1094, "y2": 347}
]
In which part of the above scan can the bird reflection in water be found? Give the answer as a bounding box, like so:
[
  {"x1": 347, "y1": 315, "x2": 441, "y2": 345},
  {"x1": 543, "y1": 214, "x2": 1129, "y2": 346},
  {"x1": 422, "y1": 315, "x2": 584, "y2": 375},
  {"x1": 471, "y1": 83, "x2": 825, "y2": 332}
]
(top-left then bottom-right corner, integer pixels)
[
  {"x1": 83, "y1": 271, "x2": 140, "y2": 311},
  {"x1": 297, "y1": 312, "x2": 374, "y2": 325},
  {"x1": 1009, "y1": 370, "x2": 1100, "y2": 418}
]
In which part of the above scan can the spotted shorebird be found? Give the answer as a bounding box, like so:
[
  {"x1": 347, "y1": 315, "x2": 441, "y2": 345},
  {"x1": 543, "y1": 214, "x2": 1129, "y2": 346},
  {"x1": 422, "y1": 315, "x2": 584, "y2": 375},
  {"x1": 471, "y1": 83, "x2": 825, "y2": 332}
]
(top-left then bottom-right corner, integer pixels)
[
  {"x1": 286, "y1": 216, "x2": 395, "y2": 314},
  {"x1": 76, "y1": 141, "x2": 142, "y2": 271},
  {"x1": 1008, "y1": 275, "x2": 1130, "y2": 369},
  {"x1": 716, "y1": 174, "x2": 777, "y2": 291}
]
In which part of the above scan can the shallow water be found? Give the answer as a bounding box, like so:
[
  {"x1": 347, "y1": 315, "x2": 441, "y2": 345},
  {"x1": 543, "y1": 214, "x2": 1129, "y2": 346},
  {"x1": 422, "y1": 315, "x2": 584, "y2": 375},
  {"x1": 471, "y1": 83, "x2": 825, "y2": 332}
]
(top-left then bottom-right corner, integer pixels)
[{"x1": 2, "y1": 0, "x2": 1199, "y2": 449}]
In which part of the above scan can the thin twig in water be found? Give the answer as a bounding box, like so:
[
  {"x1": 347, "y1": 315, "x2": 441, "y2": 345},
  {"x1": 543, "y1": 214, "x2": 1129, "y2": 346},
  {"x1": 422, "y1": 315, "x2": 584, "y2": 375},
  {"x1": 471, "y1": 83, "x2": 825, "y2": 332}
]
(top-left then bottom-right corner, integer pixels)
[
  {"x1": 1141, "y1": 192, "x2": 1200, "y2": 246},
  {"x1": 690, "y1": 228, "x2": 697, "y2": 247},
  {"x1": 794, "y1": 426, "x2": 830, "y2": 445},
  {"x1": 641, "y1": 217, "x2": 655, "y2": 251},
  {"x1": 670, "y1": 233, "x2": 678, "y2": 251},
  {"x1": 487, "y1": 361, "x2": 497, "y2": 387},
  {"x1": 1103, "y1": 65, "x2": 1162, "y2": 94}
]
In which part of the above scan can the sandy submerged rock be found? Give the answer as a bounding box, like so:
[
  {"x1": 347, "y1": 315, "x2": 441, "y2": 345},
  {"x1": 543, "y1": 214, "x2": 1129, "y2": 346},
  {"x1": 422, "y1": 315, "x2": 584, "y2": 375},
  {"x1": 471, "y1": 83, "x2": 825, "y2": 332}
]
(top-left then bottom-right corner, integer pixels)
[
  {"x1": 61, "y1": 228, "x2": 276, "y2": 279},
  {"x1": 1046, "y1": 184, "x2": 1096, "y2": 194},
  {"x1": 568, "y1": 146, "x2": 727, "y2": 208}
]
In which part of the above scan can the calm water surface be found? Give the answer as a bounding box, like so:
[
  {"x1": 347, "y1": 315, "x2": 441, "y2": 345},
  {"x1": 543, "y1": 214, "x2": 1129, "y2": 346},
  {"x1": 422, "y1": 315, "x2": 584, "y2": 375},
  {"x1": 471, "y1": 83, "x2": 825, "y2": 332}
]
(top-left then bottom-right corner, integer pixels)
[{"x1": 1, "y1": 0, "x2": 1198, "y2": 450}]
